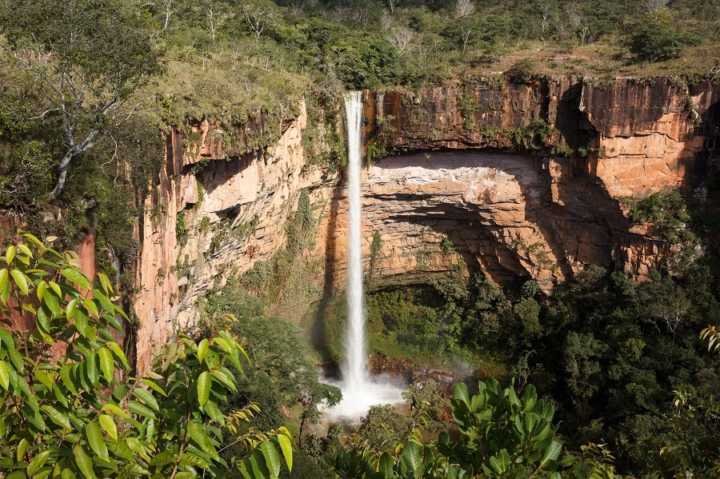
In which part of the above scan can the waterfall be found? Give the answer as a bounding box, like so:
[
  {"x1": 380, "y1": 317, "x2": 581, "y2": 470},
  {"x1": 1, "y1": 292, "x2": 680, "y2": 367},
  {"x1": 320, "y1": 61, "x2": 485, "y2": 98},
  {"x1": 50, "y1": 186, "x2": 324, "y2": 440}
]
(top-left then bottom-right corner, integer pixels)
[
  {"x1": 343, "y1": 91, "x2": 368, "y2": 391},
  {"x1": 323, "y1": 92, "x2": 404, "y2": 421}
]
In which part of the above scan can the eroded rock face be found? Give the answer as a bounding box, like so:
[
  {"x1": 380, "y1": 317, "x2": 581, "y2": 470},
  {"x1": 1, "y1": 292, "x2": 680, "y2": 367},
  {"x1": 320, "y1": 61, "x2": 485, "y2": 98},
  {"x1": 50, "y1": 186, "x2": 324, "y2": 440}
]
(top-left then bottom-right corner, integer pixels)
[
  {"x1": 133, "y1": 102, "x2": 336, "y2": 371},
  {"x1": 581, "y1": 78, "x2": 715, "y2": 198},
  {"x1": 366, "y1": 77, "x2": 720, "y2": 201},
  {"x1": 315, "y1": 152, "x2": 633, "y2": 293}
]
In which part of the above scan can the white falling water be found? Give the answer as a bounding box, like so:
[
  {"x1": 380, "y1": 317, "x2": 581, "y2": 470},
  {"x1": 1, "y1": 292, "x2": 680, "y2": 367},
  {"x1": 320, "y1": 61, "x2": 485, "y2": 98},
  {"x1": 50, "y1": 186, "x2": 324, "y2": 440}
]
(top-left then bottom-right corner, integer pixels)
[
  {"x1": 324, "y1": 92, "x2": 404, "y2": 421},
  {"x1": 344, "y1": 90, "x2": 368, "y2": 389}
]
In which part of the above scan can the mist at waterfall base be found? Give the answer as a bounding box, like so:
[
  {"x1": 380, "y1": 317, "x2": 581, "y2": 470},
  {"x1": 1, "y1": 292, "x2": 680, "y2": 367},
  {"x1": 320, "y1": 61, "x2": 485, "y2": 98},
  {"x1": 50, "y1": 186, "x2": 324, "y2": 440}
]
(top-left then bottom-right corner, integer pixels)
[{"x1": 322, "y1": 92, "x2": 404, "y2": 421}]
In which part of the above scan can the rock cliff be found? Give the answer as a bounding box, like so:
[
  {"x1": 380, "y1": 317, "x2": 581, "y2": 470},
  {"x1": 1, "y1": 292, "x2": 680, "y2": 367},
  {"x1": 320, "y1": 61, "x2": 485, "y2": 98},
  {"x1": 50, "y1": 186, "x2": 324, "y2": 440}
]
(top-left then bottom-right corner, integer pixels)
[
  {"x1": 364, "y1": 77, "x2": 720, "y2": 200},
  {"x1": 132, "y1": 76, "x2": 720, "y2": 370},
  {"x1": 133, "y1": 103, "x2": 336, "y2": 370}
]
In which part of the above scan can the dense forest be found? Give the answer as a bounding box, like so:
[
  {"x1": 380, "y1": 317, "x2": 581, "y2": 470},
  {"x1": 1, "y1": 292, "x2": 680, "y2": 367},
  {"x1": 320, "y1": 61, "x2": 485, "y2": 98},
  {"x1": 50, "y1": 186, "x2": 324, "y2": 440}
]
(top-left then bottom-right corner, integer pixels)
[{"x1": 2, "y1": 0, "x2": 720, "y2": 478}]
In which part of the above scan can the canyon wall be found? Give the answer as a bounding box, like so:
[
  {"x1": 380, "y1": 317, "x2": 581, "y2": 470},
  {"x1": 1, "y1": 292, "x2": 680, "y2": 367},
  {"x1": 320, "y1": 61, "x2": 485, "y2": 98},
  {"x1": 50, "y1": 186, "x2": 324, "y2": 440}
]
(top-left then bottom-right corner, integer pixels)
[
  {"x1": 133, "y1": 103, "x2": 337, "y2": 371},
  {"x1": 365, "y1": 77, "x2": 720, "y2": 200},
  {"x1": 132, "y1": 76, "x2": 720, "y2": 369}
]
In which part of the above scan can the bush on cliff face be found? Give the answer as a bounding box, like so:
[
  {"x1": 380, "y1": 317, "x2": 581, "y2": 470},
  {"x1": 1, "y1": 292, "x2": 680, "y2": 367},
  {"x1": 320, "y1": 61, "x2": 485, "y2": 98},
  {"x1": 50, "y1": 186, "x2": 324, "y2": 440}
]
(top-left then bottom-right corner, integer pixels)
[
  {"x1": 628, "y1": 190, "x2": 694, "y2": 244},
  {"x1": 0, "y1": 235, "x2": 292, "y2": 478}
]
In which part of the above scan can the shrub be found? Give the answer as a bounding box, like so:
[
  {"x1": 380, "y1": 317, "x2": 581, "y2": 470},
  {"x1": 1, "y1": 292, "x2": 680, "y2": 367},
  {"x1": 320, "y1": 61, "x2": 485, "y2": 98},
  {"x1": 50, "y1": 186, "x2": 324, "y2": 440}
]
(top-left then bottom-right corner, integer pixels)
[
  {"x1": 201, "y1": 282, "x2": 340, "y2": 431},
  {"x1": 626, "y1": 9, "x2": 700, "y2": 62},
  {"x1": 0, "y1": 234, "x2": 292, "y2": 478},
  {"x1": 505, "y1": 59, "x2": 537, "y2": 84},
  {"x1": 628, "y1": 189, "x2": 695, "y2": 244},
  {"x1": 330, "y1": 378, "x2": 614, "y2": 478}
]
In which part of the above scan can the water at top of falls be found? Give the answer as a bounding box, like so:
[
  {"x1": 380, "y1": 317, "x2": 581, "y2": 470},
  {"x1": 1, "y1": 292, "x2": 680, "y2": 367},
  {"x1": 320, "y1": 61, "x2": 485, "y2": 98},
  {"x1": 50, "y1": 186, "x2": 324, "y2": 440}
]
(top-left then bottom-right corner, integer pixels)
[{"x1": 323, "y1": 92, "x2": 404, "y2": 422}]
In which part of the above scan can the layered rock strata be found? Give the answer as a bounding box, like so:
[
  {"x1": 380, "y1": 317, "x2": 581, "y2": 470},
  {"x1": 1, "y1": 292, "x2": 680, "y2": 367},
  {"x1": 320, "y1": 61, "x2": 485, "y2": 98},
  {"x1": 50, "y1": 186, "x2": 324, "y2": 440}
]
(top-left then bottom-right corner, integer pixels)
[{"x1": 365, "y1": 77, "x2": 720, "y2": 200}]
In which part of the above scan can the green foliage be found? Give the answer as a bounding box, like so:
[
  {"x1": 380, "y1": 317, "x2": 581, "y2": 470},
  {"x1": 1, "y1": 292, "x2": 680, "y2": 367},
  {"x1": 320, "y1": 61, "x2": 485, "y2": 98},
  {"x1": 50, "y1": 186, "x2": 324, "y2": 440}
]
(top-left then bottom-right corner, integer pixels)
[
  {"x1": 446, "y1": 380, "x2": 564, "y2": 477},
  {"x1": 330, "y1": 378, "x2": 614, "y2": 478},
  {"x1": 0, "y1": 235, "x2": 292, "y2": 478},
  {"x1": 651, "y1": 387, "x2": 720, "y2": 475},
  {"x1": 505, "y1": 59, "x2": 538, "y2": 85},
  {"x1": 302, "y1": 84, "x2": 347, "y2": 171},
  {"x1": 510, "y1": 119, "x2": 553, "y2": 151},
  {"x1": 201, "y1": 280, "x2": 340, "y2": 432},
  {"x1": 0, "y1": 0, "x2": 160, "y2": 197},
  {"x1": 363, "y1": 273, "x2": 541, "y2": 365},
  {"x1": 523, "y1": 264, "x2": 720, "y2": 476},
  {"x1": 458, "y1": 87, "x2": 479, "y2": 130},
  {"x1": 369, "y1": 231, "x2": 383, "y2": 280},
  {"x1": 367, "y1": 286, "x2": 452, "y2": 356},
  {"x1": 701, "y1": 324, "x2": 720, "y2": 354},
  {"x1": 626, "y1": 8, "x2": 700, "y2": 62},
  {"x1": 348, "y1": 195, "x2": 720, "y2": 477},
  {"x1": 176, "y1": 212, "x2": 189, "y2": 247},
  {"x1": 0, "y1": 14, "x2": 163, "y2": 273},
  {"x1": 440, "y1": 237, "x2": 455, "y2": 255},
  {"x1": 627, "y1": 190, "x2": 694, "y2": 244},
  {"x1": 1, "y1": 0, "x2": 158, "y2": 90},
  {"x1": 236, "y1": 189, "x2": 321, "y2": 322}
]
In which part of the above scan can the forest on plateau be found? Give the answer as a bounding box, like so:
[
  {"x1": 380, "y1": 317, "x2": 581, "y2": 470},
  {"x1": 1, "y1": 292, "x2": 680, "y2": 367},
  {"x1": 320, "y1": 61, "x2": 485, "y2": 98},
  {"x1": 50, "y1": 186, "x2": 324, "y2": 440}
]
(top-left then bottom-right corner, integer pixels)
[{"x1": 2, "y1": 0, "x2": 720, "y2": 478}]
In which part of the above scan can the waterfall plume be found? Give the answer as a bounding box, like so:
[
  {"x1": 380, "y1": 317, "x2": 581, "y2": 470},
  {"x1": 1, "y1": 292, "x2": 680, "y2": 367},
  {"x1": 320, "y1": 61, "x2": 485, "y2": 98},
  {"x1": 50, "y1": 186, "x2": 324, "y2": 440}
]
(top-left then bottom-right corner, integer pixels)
[{"x1": 323, "y1": 92, "x2": 404, "y2": 421}]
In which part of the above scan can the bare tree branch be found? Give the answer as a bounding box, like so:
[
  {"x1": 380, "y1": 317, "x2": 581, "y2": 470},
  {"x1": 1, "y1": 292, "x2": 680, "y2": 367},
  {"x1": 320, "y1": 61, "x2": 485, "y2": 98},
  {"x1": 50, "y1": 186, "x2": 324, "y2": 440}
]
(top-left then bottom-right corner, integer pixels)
[{"x1": 455, "y1": 0, "x2": 475, "y2": 19}]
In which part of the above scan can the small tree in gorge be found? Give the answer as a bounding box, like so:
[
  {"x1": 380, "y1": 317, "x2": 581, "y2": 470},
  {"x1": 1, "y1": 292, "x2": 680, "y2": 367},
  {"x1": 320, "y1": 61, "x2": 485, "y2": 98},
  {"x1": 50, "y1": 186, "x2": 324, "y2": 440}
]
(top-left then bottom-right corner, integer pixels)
[{"x1": 0, "y1": 0, "x2": 160, "y2": 199}]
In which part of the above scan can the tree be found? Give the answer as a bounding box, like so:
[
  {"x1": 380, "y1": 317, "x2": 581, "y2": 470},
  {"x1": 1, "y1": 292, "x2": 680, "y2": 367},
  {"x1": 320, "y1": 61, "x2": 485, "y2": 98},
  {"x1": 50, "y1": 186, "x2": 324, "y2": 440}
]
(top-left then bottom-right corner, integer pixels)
[
  {"x1": 626, "y1": 8, "x2": 698, "y2": 62},
  {"x1": 0, "y1": 0, "x2": 160, "y2": 199},
  {"x1": 240, "y1": 0, "x2": 279, "y2": 41},
  {"x1": 201, "y1": 286, "x2": 341, "y2": 434},
  {"x1": 386, "y1": 0, "x2": 400, "y2": 15},
  {"x1": 454, "y1": 0, "x2": 475, "y2": 19},
  {"x1": 565, "y1": 3, "x2": 591, "y2": 45},
  {"x1": 563, "y1": 331, "x2": 607, "y2": 419},
  {"x1": 0, "y1": 234, "x2": 292, "y2": 478}
]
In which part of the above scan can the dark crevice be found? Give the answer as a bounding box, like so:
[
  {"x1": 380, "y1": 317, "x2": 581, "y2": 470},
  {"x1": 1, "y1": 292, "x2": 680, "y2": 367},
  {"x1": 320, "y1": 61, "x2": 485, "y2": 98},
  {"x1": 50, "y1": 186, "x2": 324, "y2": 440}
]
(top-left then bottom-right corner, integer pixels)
[
  {"x1": 193, "y1": 152, "x2": 256, "y2": 196},
  {"x1": 556, "y1": 81, "x2": 598, "y2": 152},
  {"x1": 540, "y1": 77, "x2": 551, "y2": 123},
  {"x1": 383, "y1": 203, "x2": 531, "y2": 286}
]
